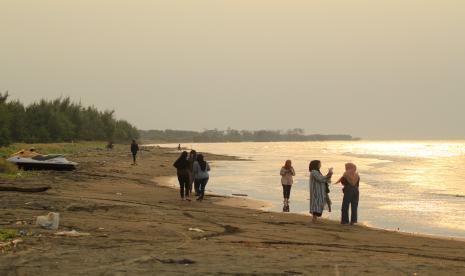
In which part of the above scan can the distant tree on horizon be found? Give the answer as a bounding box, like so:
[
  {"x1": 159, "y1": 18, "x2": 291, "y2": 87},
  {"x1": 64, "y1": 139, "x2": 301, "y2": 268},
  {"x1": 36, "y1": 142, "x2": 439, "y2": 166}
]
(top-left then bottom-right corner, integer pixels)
[{"x1": 139, "y1": 128, "x2": 357, "y2": 143}]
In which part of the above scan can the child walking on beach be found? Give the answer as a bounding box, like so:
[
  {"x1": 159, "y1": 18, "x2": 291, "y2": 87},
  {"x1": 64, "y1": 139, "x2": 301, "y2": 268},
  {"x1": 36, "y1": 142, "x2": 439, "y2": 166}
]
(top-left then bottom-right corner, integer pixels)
[
  {"x1": 193, "y1": 154, "x2": 210, "y2": 201},
  {"x1": 280, "y1": 160, "x2": 295, "y2": 208},
  {"x1": 336, "y1": 163, "x2": 360, "y2": 225}
]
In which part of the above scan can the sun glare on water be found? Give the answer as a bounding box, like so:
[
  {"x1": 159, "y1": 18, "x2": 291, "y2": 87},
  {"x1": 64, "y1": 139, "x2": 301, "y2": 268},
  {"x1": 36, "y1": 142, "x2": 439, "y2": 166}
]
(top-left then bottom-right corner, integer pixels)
[{"x1": 342, "y1": 141, "x2": 465, "y2": 158}]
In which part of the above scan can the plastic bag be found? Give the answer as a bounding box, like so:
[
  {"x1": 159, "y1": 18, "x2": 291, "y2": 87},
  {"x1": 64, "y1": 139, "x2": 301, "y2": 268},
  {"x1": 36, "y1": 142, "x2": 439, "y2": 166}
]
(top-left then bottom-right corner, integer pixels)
[{"x1": 36, "y1": 212, "x2": 60, "y2": 230}]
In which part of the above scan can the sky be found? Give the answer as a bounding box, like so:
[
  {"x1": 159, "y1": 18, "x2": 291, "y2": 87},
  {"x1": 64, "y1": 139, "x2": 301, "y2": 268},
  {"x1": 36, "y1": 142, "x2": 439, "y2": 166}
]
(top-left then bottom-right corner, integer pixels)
[{"x1": 1, "y1": 1, "x2": 464, "y2": 139}]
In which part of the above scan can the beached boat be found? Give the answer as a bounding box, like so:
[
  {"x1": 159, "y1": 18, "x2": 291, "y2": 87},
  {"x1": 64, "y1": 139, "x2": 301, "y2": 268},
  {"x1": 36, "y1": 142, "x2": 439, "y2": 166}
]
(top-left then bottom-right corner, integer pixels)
[{"x1": 7, "y1": 154, "x2": 78, "y2": 171}]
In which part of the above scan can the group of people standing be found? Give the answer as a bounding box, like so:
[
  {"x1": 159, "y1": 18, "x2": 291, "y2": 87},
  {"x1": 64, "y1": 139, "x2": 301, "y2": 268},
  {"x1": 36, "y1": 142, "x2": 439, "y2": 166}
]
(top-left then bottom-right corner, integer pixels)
[
  {"x1": 173, "y1": 150, "x2": 210, "y2": 201},
  {"x1": 281, "y1": 160, "x2": 360, "y2": 225},
  {"x1": 156, "y1": 144, "x2": 360, "y2": 225}
]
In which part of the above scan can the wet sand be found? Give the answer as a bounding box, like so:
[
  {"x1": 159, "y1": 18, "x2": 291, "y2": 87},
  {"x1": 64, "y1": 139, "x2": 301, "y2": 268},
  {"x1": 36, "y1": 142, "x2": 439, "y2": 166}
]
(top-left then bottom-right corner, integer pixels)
[{"x1": 1, "y1": 145, "x2": 465, "y2": 275}]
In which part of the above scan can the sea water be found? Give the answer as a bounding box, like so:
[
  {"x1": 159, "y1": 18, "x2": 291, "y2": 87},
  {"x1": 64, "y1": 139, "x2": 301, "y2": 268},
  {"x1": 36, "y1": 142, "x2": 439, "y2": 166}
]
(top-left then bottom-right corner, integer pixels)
[{"x1": 160, "y1": 141, "x2": 465, "y2": 239}]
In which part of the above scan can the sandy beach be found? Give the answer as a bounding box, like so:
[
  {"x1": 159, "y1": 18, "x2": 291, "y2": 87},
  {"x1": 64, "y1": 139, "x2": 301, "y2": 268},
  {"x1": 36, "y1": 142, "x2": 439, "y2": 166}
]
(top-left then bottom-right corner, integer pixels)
[{"x1": 1, "y1": 144, "x2": 465, "y2": 275}]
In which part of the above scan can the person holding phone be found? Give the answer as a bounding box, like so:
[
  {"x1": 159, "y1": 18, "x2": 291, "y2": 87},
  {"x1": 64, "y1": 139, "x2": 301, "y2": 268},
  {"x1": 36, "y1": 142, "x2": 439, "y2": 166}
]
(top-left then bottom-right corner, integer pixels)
[
  {"x1": 309, "y1": 160, "x2": 333, "y2": 223},
  {"x1": 280, "y1": 160, "x2": 296, "y2": 206},
  {"x1": 335, "y1": 163, "x2": 360, "y2": 225}
]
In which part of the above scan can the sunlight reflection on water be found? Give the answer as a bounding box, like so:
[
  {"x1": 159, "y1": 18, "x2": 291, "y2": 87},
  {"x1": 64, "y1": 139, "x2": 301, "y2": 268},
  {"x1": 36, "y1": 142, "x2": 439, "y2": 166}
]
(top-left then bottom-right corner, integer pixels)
[{"x1": 159, "y1": 141, "x2": 465, "y2": 238}]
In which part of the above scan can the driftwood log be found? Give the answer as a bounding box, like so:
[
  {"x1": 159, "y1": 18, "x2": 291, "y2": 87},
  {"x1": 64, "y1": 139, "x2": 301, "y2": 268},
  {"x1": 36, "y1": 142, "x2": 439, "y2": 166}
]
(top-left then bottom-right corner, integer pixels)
[{"x1": 0, "y1": 186, "x2": 50, "y2": 193}]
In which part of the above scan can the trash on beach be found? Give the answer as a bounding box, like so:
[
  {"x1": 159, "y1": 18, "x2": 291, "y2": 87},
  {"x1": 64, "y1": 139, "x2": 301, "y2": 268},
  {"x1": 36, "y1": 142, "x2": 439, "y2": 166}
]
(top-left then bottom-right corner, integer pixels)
[
  {"x1": 116, "y1": 193, "x2": 123, "y2": 196},
  {"x1": 232, "y1": 193, "x2": 248, "y2": 197},
  {"x1": 12, "y1": 238, "x2": 22, "y2": 247},
  {"x1": 0, "y1": 238, "x2": 23, "y2": 251},
  {"x1": 155, "y1": 258, "x2": 196, "y2": 265},
  {"x1": 54, "y1": 230, "x2": 90, "y2": 237},
  {"x1": 188, "y1": 228, "x2": 205, "y2": 233},
  {"x1": 36, "y1": 212, "x2": 60, "y2": 230}
]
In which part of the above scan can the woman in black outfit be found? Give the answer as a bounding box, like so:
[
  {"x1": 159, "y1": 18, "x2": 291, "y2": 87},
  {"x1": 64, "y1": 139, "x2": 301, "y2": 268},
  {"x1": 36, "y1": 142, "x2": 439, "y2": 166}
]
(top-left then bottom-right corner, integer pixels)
[
  {"x1": 335, "y1": 163, "x2": 360, "y2": 225},
  {"x1": 173, "y1": 151, "x2": 190, "y2": 200}
]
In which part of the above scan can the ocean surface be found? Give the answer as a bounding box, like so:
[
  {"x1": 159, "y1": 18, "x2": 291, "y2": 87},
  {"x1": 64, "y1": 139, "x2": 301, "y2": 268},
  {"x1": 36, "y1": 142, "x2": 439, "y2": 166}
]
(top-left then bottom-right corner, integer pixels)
[{"x1": 159, "y1": 141, "x2": 465, "y2": 239}]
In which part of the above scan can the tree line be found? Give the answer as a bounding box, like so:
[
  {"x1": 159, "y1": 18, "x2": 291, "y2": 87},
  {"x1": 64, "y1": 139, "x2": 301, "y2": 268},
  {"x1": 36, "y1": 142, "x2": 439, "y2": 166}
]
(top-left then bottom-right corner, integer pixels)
[
  {"x1": 140, "y1": 128, "x2": 358, "y2": 143},
  {"x1": 0, "y1": 92, "x2": 139, "y2": 147}
]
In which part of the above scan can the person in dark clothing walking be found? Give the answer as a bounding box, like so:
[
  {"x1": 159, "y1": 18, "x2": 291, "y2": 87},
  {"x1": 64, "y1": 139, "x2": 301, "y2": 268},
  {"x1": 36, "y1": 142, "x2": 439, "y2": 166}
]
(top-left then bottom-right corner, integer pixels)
[
  {"x1": 130, "y1": 140, "x2": 139, "y2": 165},
  {"x1": 335, "y1": 163, "x2": 360, "y2": 225},
  {"x1": 173, "y1": 151, "x2": 190, "y2": 200}
]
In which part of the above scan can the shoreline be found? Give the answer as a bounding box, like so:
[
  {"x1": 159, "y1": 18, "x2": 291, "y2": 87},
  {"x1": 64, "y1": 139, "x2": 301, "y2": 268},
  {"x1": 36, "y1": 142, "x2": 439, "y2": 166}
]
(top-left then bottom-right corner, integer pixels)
[
  {"x1": 153, "y1": 176, "x2": 273, "y2": 211},
  {"x1": 1, "y1": 143, "x2": 465, "y2": 275},
  {"x1": 159, "y1": 175, "x2": 465, "y2": 243},
  {"x1": 156, "y1": 144, "x2": 465, "y2": 241},
  {"x1": 155, "y1": 145, "x2": 465, "y2": 242}
]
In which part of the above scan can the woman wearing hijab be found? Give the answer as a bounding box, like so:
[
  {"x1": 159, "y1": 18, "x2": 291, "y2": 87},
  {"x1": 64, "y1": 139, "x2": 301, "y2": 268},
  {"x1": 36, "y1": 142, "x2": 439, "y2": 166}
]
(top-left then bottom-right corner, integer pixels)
[
  {"x1": 309, "y1": 160, "x2": 333, "y2": 223},
  {"x1": 280, "y1": 160, "x2": 295, "y2": 206},
  {"x1": 193, "y1": 154, "x2": 210, "y2": 201},
  {"x1": 336, "y1": 163, "x2": 360, "y2": 225},
  {"x1": 173, "y1": 151, "x2": 190, "y2": 200}
]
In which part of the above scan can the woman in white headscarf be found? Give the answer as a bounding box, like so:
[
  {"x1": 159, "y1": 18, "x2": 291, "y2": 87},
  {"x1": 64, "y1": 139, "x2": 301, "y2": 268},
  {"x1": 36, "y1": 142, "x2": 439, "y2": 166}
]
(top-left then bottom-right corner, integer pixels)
[{"x1": 336, "y1": 163, "x2": 360, "y2": 225}]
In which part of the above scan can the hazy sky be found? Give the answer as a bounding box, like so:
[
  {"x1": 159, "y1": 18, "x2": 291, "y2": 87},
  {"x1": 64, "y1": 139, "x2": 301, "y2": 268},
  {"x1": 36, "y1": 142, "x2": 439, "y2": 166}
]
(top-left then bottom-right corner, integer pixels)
[{"x1": 1, "y1": 1, "x2": 464, "y2": 139}]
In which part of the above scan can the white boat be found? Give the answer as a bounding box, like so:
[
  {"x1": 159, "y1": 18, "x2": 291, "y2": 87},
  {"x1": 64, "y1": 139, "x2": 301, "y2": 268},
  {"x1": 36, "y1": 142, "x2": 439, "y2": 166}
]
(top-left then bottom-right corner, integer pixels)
[{"x1": 7, "y1": 154, "x2": 78, "y2": 171}]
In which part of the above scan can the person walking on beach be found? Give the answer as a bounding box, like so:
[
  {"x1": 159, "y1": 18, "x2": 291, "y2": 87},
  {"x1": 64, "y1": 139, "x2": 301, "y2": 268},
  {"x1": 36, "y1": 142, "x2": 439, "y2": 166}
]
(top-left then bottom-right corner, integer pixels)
[
  {"x1": 335, "y1": 163, "x2": 360, "y2": 225},
  {"x1": 309, "y1": 160, "x2": 333, "y2": 223},
  {"x1": 193, "y1": 154, "x2": 210, "y2": 201},
  {"x1": 280, "y1": 160, "x2": 295, "y2": 209},
  {"x1": 173, "y1": 151, "x2": 190, "y2": 200},
  {"x1": 130, "y1": 140, "x2": 139, "y2": 165},
  {"x1": 187, "y1": 150, "x2": 197, "y2": 195}
]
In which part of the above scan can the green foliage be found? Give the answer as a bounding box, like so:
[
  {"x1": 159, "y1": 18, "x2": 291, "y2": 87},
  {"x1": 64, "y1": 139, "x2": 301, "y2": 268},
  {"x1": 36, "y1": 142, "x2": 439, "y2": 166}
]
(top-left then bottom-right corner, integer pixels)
[
  {"x1": 0, "y1": 158, "x2": 17, "y2": 174},
  {"x1": 0, "y1": 141, "x2": 105, "y2": 158},
  {"x1": 0, "y1": 92, "x2": 139, "y2": 146},
  {"x1": 140, "y1": 128, "x2": 357, "y2": 143},
  {"x1": 0, "y1": 229, "x2": 17, "y2": 242},
  {"x1": 0, "y1": 94, "x2": 12, "y2": 147}
]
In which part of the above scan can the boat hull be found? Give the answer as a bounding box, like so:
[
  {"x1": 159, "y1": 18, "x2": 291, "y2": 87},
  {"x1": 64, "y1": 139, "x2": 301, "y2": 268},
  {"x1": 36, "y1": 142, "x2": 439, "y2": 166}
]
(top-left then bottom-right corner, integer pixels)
[
  {"x1": 7, "y1": 156, "x2": 78, "y2": 171},
  {"x1": 16, "y1": 162, "x2": 77, "y2": 171}
]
